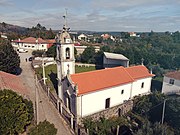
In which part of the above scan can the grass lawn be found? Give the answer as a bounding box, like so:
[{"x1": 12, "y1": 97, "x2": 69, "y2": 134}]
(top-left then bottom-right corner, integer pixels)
[
  {"x1": 35, "y1": 64, "x2": 96, "y2": 91},
  {"x1": 75, "y1": 65, "x2": 96, "y2": 73}
]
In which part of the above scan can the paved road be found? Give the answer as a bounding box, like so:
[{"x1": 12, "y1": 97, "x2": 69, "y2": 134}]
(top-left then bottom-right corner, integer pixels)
[{"x1": 18, "y1": 52, "x2": 72, "y2": 135}]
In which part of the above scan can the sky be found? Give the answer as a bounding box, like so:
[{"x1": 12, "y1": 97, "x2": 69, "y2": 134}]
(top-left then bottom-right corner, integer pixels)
[{"x1": 0, "y1": 0, "x2": 180, "y2": 32}]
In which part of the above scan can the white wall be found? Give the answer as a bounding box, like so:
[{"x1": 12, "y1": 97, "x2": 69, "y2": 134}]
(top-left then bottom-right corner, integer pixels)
[
  {"x1": 162, "y1": 76, "x2": 180, "y2": 95},
  {"x1": 11, "y1": 42, "x2": 48, "y2": 51},
  {"x1": 131, "y1": 77, "x2": 152, "y2": 98},
  {"x1": 77, "y1": 83, "x2": 132, "y2": 117}
]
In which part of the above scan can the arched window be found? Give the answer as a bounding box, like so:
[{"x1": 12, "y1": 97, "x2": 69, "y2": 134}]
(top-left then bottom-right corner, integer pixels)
[{"x1": 66, "y1": 48, "x2": 70, "y2": 59}]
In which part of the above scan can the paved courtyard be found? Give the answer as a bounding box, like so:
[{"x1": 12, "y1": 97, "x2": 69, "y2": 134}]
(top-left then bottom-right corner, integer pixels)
[{"x1": 18, "y1": 52, "x2": 72, "y2": 135}]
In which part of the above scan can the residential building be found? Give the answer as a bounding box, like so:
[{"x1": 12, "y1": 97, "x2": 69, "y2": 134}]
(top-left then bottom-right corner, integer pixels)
[
  {"x1": 78, "y1": 34, "x2": 87, "y2": 41},
  {"x1": 129, "y1": 32, "x2": 136, "y2": 37},
  {"x1": 0, "y1": 71, "x2": 28, "y2": 95},
  {"x1": 11, "y1": 37, "x2": 51, "y2": 51},
  {"x1": 103, "y1": 52, "x2": 129, "y2": 68},
  {"x1": 162, "y1": 71, "x2": 180, "y2": 95}
]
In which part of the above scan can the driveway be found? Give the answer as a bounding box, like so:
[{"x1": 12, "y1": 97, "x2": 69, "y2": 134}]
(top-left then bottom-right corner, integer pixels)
[{"x1": 18, "y1": 52, "x2": 72, "y2": 135}]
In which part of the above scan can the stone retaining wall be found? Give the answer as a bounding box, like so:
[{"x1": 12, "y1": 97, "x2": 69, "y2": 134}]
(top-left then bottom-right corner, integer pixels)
[{"x1": 79, "y1": 100, "x2": 133, "y2": 125}]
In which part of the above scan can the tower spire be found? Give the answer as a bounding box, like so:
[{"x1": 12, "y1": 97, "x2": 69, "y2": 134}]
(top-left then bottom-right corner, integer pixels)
[{"x1": 63, "y1": 8, "x2": 68, "y2": 30}]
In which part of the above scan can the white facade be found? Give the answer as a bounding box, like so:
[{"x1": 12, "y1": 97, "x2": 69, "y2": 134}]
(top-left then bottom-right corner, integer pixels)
[
  {"x1": 75, "y1": 45, "x2": 100, "y2": 55},
  {"x1": 76, "y1": 83, "x2": 132, "y2": 117},
  {"x1": 78, "y1": 34, "x2": 87, "y2": 41},
  {"x1": 131, "y1": 77, "x2": 152, "y2": 97},
  {"x1": 11, "y1": 38, "x2": 48, "y2": 51},
  {"x1": 61, "y1": 69, "x2": 153, "y2": 118},
  {"x1": 162, "y1": 76, "x2": 180, "y2": 95}
]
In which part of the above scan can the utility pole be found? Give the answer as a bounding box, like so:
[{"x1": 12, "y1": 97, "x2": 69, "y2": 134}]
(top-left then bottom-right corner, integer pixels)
[
  {"x1": 161, "y1": 99, "x2": 167, "y2": 124},
  {"x1": 42, "y1": 53, "x2": 46, "y2": 85}
]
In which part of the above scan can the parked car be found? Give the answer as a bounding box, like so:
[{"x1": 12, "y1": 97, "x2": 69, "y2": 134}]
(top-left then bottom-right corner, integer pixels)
[{"x1": 18, "y1": 49, "x2": 28, "y2": 53}]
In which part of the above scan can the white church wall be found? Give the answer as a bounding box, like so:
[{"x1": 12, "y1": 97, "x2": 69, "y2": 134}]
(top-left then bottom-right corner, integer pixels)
[
  {"x1": 77, "y1": 83, "x2": 132, "y2": 117},
  {"x1": 162, "y1": 76, "x2": 180, "y2": 95},
  {"x1": 131, "y1": 77, "x2": 152, "y2": 98}
]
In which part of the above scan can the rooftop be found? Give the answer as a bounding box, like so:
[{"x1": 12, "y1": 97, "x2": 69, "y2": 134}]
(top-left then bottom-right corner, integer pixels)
[
  {"x1": 104, "y1": 52, "x2": 129, "y2": 61},
  {"x1": 165, "y1": 71, "x2": 180, "y2": 80},
  {"x1": 71, "y1": 65, "x2": 154, "y2": 95},
  {"x1": 0, "y1": 71, "x2": 28, "y2": 95},
  {"x1": 13, "y1": 37, "x2": 47, "y2": 44}
]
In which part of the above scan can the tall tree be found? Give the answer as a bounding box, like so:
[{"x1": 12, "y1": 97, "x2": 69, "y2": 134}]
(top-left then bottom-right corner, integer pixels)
[
  {"x1": 0, "y1": 39, "x2": 20, "y2": 74},
  {"x1": 0, "y1": 89, "x2": 33, "y2": 135}
]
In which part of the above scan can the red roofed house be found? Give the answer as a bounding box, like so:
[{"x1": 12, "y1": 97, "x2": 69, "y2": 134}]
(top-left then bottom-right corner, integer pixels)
[
  {"x1": 11, "y1": 37, "x2": 54, "y2": 51},
  {"x1": 56, "y1": 22, "x2": 154, "y2": 124},
  {"x1": 162, "y1": 71, "x2": 180, "y2": 95},
  {"x1": 0, "y1": 71, "x2": 28, "y2": 96}
]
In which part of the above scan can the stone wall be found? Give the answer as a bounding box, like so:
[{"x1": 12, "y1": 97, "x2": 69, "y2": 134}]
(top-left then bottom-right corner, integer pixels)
[{"x1": 78, "y1": 100, "x2": 133, "y2": 125}]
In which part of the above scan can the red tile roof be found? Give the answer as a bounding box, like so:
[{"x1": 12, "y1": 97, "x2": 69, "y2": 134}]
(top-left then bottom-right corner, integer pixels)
[
  {"x1": 126, "y1": 65, "x2": 154, "y2": 80},
  {"x1": 71, "y1": 65, "x2": 154, "y2": 95},
  {"x1": 0, "y1": 71, "x2": 28, "y2": 95},
  {"x1": 13, "y1": 37, "x2": 47, "y2": 44},
  {"x1": 165, "y1": 71, "x2": 180, "y2": 80}
]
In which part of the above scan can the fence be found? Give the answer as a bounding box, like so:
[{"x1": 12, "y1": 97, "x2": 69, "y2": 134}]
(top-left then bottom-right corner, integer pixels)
[{"x1": 37, "y1": 75, "x2": 78, "y2": 133}]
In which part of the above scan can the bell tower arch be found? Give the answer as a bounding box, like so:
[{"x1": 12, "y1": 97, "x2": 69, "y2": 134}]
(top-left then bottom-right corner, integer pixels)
[{"x1": 56, "y1": 12, "x2": 75, "y2": 99}]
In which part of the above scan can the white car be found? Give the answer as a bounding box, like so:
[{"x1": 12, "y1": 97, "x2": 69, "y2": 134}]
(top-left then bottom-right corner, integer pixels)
[{"x1": 18, "y1": 49, "x2": 28, "y2": 53}]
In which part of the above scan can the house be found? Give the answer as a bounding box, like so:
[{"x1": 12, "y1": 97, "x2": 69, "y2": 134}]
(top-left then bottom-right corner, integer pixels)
[
  {"x1": 0, "y1": 71, "x2": 28, "y2": 95},
  {"x1": 74, "y1": 45, "x2": 100, "y2": 55},
  {"x1": 78, "y1": 34, "x2": 88, "y2": 41},
  {"x1": 129, "y1": 32, "x2": 136, "y2": 37},
  {"x1": 56, "y1": 19, "x2": 154, "y2": 124},
  {"x1": 101, "y1": 33, "x2": 110, "y2": 39},
  {"x1": 162, "y1": 71, "x2": 180, "y2": 95},
  {"x1": 103, "y1": 52, "x2": 129, "y2": 68},
  {"x1": 11, "y1": 37, "x2": 50, "y2": 51}
]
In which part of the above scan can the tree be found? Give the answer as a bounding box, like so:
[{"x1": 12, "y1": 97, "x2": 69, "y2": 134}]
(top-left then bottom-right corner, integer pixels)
[
  {"x1": 0, "y1": 89, "x2": 34, "y2": 135},
  {"x1": 165, "y1": 97, "x2": 180, "y2": 135},
  {"x1": 28, "y1": 120, "x2": 57, "y2": 135},
  {"x1": 135, "y1": 121, "x2": 174, "y2": 135},
  {"x1": 81, "y1": 46, "x2": 96, "y2": 63},
  {"x1": 0, "y1": 39, "x2": 20, "y2": 74},
  {"x1": 46, "y1": 45, "x2": 56, "y2": 58},
  {"x1": 133, "y1": 92, "x2": 166, "y2": 122}
]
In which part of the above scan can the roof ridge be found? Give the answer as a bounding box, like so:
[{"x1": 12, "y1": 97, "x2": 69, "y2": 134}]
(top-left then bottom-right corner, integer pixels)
[
  {"x1": 124, "y1": 68, "x2": 134, "y2": 81},
  {"x1": 71, "y1": 66, "x2": 124, "y2": 76}
]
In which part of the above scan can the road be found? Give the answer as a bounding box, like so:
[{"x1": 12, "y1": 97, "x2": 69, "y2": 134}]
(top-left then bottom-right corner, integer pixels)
[{"x1": 18, "y1": 52, "x2": 72, "y2": 135}]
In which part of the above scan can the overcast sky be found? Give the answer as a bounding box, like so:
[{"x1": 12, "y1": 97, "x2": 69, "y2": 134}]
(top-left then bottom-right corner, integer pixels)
[{"x1": 0, "y1": 0, "x2": 180, "y2": 32}]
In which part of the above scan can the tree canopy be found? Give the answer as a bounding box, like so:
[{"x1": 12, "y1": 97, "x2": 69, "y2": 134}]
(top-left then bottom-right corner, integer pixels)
[
  {"x1": 81, "y1": 46, "x2": 96, "y2": 63},
  {"x1": 0, "y1": 39, "x2": 20, "y2": 74},
  {"x1": 0, "y1": 89, "x2": 33, "y2": 135},
  {"x1": 28, "y1": 120, "x2": 57, "y2": 135}
]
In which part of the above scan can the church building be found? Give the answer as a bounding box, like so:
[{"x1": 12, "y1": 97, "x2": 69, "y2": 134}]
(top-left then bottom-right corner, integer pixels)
[{"x1": 56, "y1": 17, "x2": 154, "y2": 123}]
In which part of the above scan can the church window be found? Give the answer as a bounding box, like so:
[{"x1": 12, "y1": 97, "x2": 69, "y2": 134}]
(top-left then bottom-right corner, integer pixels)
[
  {"x1": 141, "y1": 82, "x2": 144, "y2": 88},
  {"x1": 66, "y1": 48, "x2": 70, "y2": 59},
  {"x1": 105, "y1": 98, "x2": 110, "y2": 109},
  {"x1": 121, "y1": 90, "x2": 124, "y2": 94},
  {"x1": 169, "y1": 79, "x2": 174, "y2": 85}
]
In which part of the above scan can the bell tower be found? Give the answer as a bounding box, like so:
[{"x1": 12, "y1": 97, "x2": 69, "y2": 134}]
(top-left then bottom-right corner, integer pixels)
[{"x1": 56, "y1": 11, "x2": 75, "y2": 99}]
